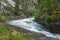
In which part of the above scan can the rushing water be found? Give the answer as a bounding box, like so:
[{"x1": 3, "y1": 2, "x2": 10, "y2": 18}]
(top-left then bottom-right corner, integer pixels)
[{"x1": 8, "y1": 17, "x2": 60, "y2": 40}]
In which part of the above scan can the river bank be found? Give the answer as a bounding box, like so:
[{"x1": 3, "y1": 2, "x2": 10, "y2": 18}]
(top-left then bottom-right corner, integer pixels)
[
  {"x1": 0, "y1": 13, "x2": 31, "y2": 22},
  {"x1": 35, "y1": 16, "x2": 60, "y2": 34},
  {"x1": 7, "y1": 23, "x2": 58, "y2": 40},
  {"x1": 0, "y1": 13, "x2": 59, "y2": 40},
  {"x1": 0, "y1": 20, "x2": 58, "y2": 40},
  {"x1": 7, "y1": 17, "x2": 60, "y2": 40},
  {"x1": 0, "y1": 22, "x2": 37, "y2": 40}
]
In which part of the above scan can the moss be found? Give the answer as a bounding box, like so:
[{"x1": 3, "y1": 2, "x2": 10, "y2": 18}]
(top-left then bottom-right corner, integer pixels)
[{"x1": 0, "y1": 22, "x2": 8, "y2": 33}]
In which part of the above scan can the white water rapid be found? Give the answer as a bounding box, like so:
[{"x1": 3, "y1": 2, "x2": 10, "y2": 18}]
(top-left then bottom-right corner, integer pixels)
[{"x1": 8, "y1": 17, "x2": 60, "y2": 40}]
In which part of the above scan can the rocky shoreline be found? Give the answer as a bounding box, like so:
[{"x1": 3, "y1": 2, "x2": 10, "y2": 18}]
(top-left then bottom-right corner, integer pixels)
[
  {"x1": 35, "y1": 17, "x2": 60, "y2": 34},
  {"x1": 6, "y1": 23, "x2": 59, "y2": 40}
]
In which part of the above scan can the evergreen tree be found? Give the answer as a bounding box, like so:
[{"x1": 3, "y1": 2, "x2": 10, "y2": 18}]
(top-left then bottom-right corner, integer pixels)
[
  {"x1": 34, "y1": 0, "x2": 60, "y2": 33},
  {"x1": 14, "y1": 0, "x2": 20, "y2": 15}
]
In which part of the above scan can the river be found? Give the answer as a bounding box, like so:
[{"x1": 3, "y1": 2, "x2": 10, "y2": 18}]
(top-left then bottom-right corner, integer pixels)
[{"x1": 8, "y1": 17, "x2": 60, "y2": 40}]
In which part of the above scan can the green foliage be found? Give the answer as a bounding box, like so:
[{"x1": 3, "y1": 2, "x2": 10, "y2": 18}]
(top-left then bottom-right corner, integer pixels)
[
  {"x1": 14, "y1": 0, "x2": 20, "y2": 15},
  {"x1": 0, "y1": 22, "x2": 8, "y2": 33},
  {"x1": 4, "y1": 6, "x2": 15, "y2": 13},
  {"x1": 0, "y1": 22, "x2": 35, "y2": 40},
  {"x1": 34, "y1": 0, "x2": 60, "y2": 24},
  {"x1": 0, "y1": 15, "x2": 5, "y2": 18},
  {"x1": 34, "y1": 0, "x2": 60, "y2": 33},
  {"x1": 45, "y1": 15, "x2": 58, "y2": 24}
]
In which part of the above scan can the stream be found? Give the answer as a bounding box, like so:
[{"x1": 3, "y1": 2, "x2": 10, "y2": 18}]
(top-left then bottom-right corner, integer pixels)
[{"x1": 8, "y1": 17, "x2": 60, "y2": 40}]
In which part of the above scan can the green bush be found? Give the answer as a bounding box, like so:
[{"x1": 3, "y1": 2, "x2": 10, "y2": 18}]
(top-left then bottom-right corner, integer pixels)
[{"x1": 45, "y1": 15, "x2": 58, "y2": 24}]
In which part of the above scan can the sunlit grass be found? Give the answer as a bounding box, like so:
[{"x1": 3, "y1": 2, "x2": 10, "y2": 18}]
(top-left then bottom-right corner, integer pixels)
[{"x1": 0, "y1": 22, "x2": 35, "y2": 40}]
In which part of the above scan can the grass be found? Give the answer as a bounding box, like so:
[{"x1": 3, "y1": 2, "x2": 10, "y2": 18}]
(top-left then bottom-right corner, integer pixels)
[{"x1": 0, "y1": 22, "x2": 35, "y2": 40}]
